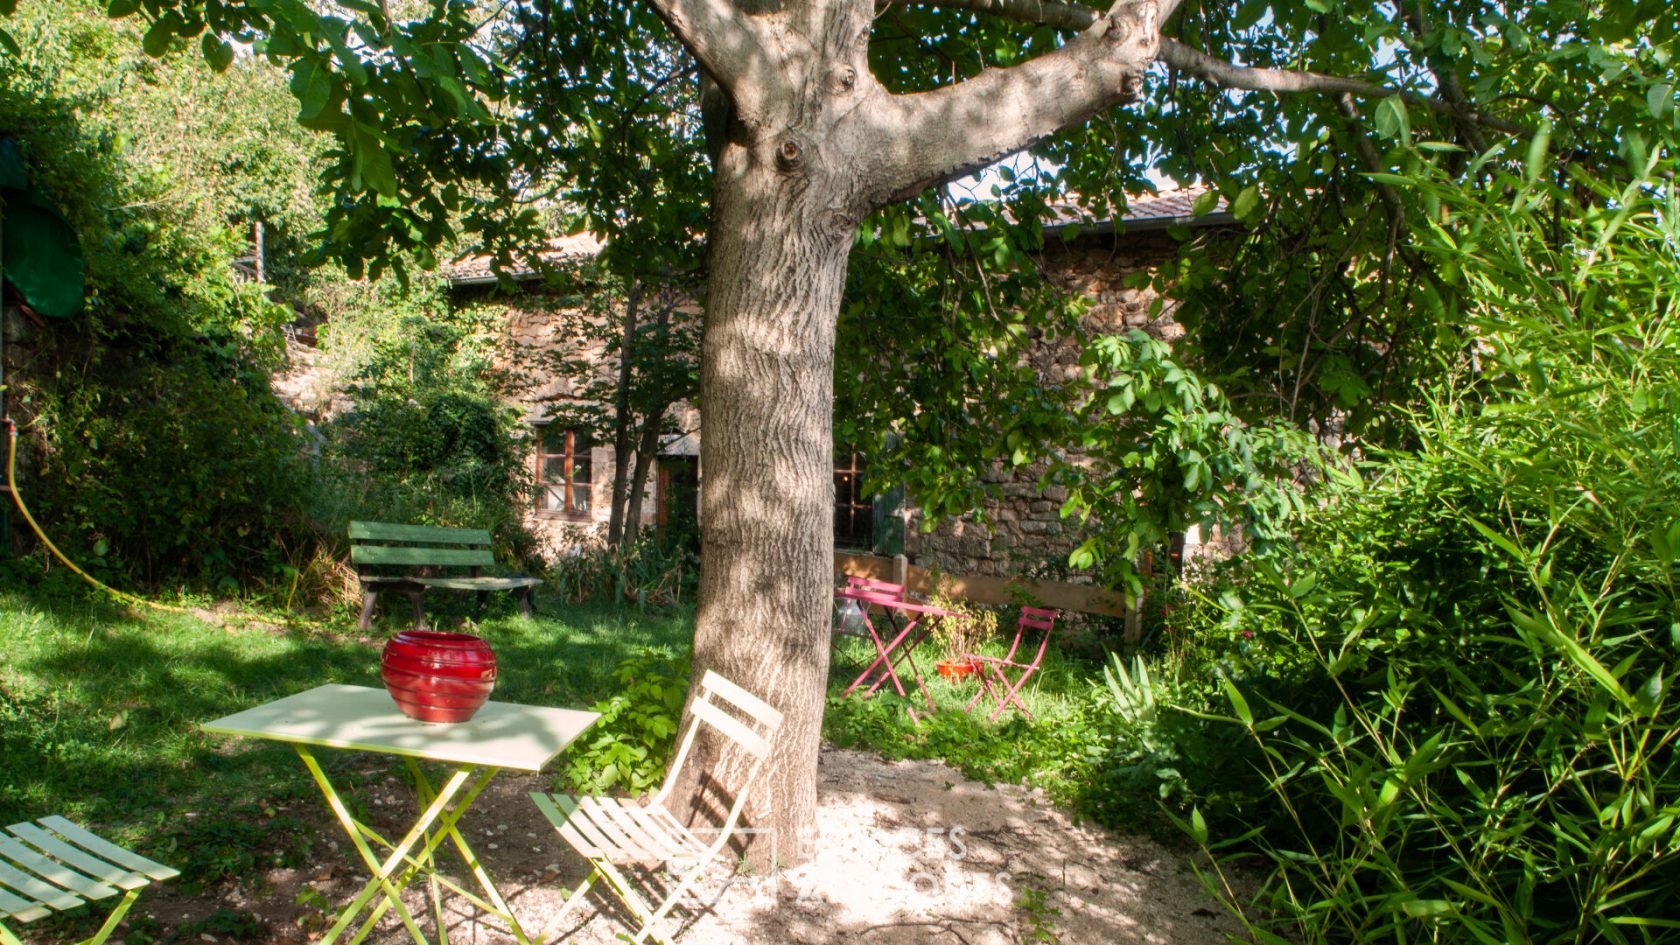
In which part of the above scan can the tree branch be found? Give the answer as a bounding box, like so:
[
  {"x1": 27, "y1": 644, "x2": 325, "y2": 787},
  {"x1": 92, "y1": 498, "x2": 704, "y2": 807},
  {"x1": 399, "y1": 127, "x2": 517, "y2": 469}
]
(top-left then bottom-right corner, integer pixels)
[
  {"x1": 893, "y1": 0, "x2": 1527, "y2": 137},
  {"x1": 642, "y1": 0, "x2": 770, "y2": 100},
  {"x1": 849, "y1": 0, "x2": 1159, "y2": 208},
  {"x1": 882, "y1": 0, "x2": 1101, "y2": 31},
  {"x1": 1158, "y1": 39, "x2": 1527, "y2": 135}
]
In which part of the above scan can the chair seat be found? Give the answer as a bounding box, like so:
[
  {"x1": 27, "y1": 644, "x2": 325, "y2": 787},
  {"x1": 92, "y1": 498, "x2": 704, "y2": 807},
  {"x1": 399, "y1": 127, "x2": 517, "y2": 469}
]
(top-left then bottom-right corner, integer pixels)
[
  {"x1": 0, "y1": 816, "x2": 177, "y2": 943},
  {"x1": 535, "y1": 794, "x2": 711, "y2": 865}
]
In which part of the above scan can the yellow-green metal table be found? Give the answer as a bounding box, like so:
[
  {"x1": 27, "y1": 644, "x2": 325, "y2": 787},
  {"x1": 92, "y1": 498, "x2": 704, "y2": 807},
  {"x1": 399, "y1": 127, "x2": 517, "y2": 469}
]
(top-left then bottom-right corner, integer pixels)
[{"x1": 203, "y1": 684, "x2": 598, "y2": 945}]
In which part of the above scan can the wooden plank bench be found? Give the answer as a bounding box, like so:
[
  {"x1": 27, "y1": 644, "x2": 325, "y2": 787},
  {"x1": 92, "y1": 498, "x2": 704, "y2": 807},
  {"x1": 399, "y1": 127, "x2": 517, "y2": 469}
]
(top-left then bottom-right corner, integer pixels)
[
  {"x1": 349, "y1": 521, "x2": 543, "y2": 630},
  {"x1": 0, "y1": 815, "x2": 178, "y2": 945}
]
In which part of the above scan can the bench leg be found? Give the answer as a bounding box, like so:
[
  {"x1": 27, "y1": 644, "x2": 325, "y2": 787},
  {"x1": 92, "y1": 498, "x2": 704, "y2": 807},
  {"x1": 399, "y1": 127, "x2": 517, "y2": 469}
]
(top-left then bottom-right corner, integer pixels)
[
  {"x1": 408, "y1": 588, "x2": 427, "y2": 631},
  {"x1": 359, "y1": 589, "x2": 378, "y2": 631},
  {"x1": 476, "y1": 591, "x2": 489, "y2": 617},
  {"x1": 517, "y1": 587, "x2": 534, "y2": 619}
]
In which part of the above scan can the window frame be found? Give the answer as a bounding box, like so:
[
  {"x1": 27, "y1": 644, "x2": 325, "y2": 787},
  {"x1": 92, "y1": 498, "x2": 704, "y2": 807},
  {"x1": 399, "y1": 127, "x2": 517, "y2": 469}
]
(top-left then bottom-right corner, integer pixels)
[
  {"x1": 536, "y1": 426, "x2": 593, "y2": 521},
  {"x1": 834, "y1": 449, "x2": 874, "y2": 551}
]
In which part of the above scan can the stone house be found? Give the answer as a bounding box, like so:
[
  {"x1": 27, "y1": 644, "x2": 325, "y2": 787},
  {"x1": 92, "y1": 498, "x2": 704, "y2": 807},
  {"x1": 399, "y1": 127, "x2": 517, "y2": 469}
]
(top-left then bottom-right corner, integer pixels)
[
  {"x1": 904, "y1": 187, "x2": 1236, "y2": 578},
  {"x1": 444, "y1": 187, "x2": 1236, "y2": 574},
  {"x1": 446, "y1": 234, "x2": 705, "y2": 558}
]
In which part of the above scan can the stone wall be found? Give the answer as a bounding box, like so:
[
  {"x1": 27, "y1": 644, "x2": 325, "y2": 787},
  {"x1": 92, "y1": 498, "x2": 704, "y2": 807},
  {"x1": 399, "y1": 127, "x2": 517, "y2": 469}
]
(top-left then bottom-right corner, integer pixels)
[
  {"x1": 903, "y1": 227, "x2": 1225, "y2": 578},
  {"x1": 477, "y1": 285, "x2": 701, "y2": 558}
]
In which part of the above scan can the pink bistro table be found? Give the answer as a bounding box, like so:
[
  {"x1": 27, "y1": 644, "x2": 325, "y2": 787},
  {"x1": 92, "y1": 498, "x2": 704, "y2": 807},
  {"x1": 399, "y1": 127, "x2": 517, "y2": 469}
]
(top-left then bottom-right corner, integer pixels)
[
  {"x1": 202, "y1": 684, "x2": 598, "y2": 945},
  {"x1": 835, "y1": 587, "x2": 966, "y2": 718}
]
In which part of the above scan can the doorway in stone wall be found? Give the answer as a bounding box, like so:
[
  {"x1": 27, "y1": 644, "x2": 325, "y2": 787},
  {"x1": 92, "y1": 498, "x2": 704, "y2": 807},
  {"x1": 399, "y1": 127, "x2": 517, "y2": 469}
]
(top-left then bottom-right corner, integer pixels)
[{"x1": 657, "y1": 456, "x2": 700, "y2": 552}]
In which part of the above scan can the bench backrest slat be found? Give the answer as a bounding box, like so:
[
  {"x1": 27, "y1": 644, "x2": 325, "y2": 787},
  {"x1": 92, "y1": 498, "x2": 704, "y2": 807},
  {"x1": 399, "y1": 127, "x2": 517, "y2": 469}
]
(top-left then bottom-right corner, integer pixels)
[
  {"x1": 349, "y1": 521, "x2": 492, "y2": 546},
  {"x1": 350, "y1": 546, "x2": 496, "y2": 568}
]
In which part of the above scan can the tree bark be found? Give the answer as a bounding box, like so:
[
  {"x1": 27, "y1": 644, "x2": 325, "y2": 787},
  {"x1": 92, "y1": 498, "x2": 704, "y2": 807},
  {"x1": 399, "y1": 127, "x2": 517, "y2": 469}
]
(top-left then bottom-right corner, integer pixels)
[
  {"x1": 623, "y1": 285, "x2": 672, "y2": 552},
  {"x1": 670, "y1": 137, "x2": 855, "y2": 869},
  {"x1": 622, "y1": 416, "x2": 664, "y2": 547},
  {"x1": 606, "y1": 281, "x2": 643, "y2": 549}
]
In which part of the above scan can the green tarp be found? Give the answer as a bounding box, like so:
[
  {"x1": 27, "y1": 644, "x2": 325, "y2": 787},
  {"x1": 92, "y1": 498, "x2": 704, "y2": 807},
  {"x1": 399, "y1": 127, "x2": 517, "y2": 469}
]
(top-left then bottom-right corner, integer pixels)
[{"x1": 0, "y1": 137, "x2": 85, "y2": 319}]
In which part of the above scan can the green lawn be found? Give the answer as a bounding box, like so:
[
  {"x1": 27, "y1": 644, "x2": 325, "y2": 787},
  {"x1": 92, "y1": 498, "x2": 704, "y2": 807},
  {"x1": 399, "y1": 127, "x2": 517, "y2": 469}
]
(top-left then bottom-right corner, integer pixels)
[
  {"x1": 0, "y1": 587, "x2": 1112, "y2": 902},
  {"x1": 0, "y1": 589, "x2": 693, "y2": 892}
]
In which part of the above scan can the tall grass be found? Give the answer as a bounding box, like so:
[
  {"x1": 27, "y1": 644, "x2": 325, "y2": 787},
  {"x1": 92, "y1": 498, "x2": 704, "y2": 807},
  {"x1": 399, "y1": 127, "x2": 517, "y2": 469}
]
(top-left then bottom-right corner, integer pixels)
[{"x1": 1166, "y1": 148, "x2": 1680, "y2": 942}]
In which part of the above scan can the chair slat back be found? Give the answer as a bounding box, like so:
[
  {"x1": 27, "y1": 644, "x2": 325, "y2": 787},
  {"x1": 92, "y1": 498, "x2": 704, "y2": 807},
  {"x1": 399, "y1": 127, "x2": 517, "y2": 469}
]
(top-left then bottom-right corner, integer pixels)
[
  {"x1": 348, "y1": 521, "x2": 498, "y2": 573},
  {"x1": 656, "y1": 671, "x2": 782, "y2": 816},
  {"x1": 1019, "y1": 606, "x2": 1057, "y2": 630},
  {"x1": 1002, "y1": 606, "x2": 1058, "y2": 665},
  {"x1": 349, "y1": 521, "x2": 493, "y2": 546}
]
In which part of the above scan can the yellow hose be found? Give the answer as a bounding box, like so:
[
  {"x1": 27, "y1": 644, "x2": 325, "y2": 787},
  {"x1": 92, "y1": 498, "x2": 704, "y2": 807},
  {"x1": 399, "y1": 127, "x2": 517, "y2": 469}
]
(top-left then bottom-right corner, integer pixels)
[
  {"x1": 6, "y1": 419, "x2": 330, "y2": 632},
  {"x1": 6, "y1": 418, "x2": 186, "y2": 614}
]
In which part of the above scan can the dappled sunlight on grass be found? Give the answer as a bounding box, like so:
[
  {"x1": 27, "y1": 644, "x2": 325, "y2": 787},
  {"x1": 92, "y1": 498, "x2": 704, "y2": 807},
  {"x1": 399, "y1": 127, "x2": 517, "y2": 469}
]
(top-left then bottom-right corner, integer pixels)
[{"x1": 0, "y1": 588, "x2": 693, "y2": 881}]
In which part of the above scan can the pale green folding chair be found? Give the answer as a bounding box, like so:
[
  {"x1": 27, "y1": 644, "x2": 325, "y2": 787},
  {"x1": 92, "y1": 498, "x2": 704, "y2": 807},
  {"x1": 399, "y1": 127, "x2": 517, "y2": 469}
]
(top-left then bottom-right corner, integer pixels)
[
  {"x1": 0, "y1": 816, "x2": 178, "y2": 945},
  {"x1": 532, "y1": 670, "x2": 783, "y2": 945}
]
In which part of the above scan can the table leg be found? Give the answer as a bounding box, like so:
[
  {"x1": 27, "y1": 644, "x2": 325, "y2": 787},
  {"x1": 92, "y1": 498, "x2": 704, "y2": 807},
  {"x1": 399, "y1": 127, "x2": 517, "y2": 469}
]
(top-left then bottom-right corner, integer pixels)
[
  {"x1": 294, "y1": 746, "x2": 493, "y2": 945},
  {"x1": 407, "y1": 761, "x2": 540, "y2": 945},
  {"x1": 407, "y1": 761, "x2": 449, "y2": 945},
  {"x1": 844, "y1": 608, "x2": 915, "y2": 699}
]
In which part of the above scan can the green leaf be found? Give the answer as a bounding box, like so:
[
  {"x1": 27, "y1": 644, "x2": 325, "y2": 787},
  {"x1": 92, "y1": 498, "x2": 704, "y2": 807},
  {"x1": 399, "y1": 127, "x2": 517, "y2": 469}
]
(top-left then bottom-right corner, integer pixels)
[
  {"x1": 1402, "y1": 899, "x2": 1456, "y2": 918},
  {"x1": 352, "y1": 125, "x2": 397, "y2": 198},
  {"x1": 1525, "y1": 118, "x2": 1553, "y2": 183},
  {"x1": 292, "y1": 61, "x2": 333, "y2": 121},
  {"x1": 1191, "y1": 188, "x2": 1220, "y2": 216},
  {"x1": 1189, "y1": 806, "x2": 1209, "y2": 844},
  {"x1": 202, "y1": 34, "x2": 235, "y2": 73},
  {"x1": 1231, "y1": 185, "x2": 1260, "y2": 221},
  {"x1": 1632, "y1": 668, "x2": 1666, "y2": 717},
  {"x1": 1374, "y1": 95, "x2": 1410, "y2": 140},
  {"x1": 0, "y1": 25, "x2": 15, "y2": 56},
  {"x1": 1221, "y1": 674, "x2": 1254, "y2": 726},
  {"x1": 141, "y1": 17, "x2": 175, "y2": 56},
  {"x1": 105, "y1": 0, "x2": 140, "y2": 16},
  {"x1": 1647, "y1": 82, "x2": 1674, "y2": 120}
]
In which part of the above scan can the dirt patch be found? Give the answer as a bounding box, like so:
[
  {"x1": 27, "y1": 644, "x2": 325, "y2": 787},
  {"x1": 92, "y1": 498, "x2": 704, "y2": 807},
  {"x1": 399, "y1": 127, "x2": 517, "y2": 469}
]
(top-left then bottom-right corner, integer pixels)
[{"x1": 117, "y1": 747, "x2": 1246, "y2": 945}]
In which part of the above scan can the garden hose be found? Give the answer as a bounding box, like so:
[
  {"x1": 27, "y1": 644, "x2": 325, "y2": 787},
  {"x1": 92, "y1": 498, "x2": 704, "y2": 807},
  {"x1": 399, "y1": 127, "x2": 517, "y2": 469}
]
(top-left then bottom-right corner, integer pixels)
[
  {"x1": 6, "y1": 419, "x2": 333, "y2": 633},
  {"x1": 5, "y1": 417, "x2": 187, "y2": 615}
]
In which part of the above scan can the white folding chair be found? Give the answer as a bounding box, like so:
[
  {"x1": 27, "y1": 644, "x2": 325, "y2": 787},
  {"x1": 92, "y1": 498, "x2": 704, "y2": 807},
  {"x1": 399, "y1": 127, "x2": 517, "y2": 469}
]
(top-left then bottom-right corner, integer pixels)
[
  {"x1": 0, "y1": 816, "x2": 178, "y2": 945},
  {"x1": 531, "y1": 670, "x2": 783, "y2": 945}
]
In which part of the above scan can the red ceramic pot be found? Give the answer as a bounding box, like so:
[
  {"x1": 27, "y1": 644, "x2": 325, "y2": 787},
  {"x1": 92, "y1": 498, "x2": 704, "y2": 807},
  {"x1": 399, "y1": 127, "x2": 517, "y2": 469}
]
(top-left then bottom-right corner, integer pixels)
[{"x1": 380, "y1": 630, "x2": 497, "y2": 723}]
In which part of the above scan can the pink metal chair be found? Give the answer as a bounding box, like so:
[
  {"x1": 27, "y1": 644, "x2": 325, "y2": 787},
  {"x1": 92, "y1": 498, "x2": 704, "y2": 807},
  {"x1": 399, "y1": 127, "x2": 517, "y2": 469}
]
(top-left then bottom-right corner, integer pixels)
[
  {"x1": 963, "y1": 606, "x2": 1058, "y2": 721},
  {"x1": 834, "y1": 577, "x2": 906, "y2": 642}
]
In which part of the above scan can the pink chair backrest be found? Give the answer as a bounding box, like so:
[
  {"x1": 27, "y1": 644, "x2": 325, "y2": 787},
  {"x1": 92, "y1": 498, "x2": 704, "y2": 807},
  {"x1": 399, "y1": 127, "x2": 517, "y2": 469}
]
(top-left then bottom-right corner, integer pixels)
[
  {"x1": 1003, "y1": 606, "x2": 1058, "y2": 665},
  {"x1": 845, "y1": 576, "x2": 906, "y2": 599}
]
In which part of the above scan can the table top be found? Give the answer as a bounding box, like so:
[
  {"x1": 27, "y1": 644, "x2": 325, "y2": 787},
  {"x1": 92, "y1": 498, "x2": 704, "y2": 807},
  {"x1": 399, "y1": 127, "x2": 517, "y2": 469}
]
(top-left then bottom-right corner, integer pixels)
[
  {"x1": 202, "y1": 684, "x2": 600, "y2": 772},
  {"x1": 834, "y1": 587, "x2": 964, "y2": 618}
]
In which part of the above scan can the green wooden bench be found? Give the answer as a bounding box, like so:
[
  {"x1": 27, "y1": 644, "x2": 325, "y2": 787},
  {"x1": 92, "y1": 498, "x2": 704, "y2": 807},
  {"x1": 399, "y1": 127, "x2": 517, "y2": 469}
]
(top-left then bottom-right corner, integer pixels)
[
  {"x1": 0, "y1": 816, "x2": 178, "y2": 945},
  {"x1": 349, "y1": 521, "x2": 543, "y2": 630}
]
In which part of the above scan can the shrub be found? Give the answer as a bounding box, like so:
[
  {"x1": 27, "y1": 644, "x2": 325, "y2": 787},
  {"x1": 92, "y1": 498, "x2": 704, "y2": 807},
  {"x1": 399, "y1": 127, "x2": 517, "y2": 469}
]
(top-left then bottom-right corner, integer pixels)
[
  {"x1": 2, "y1": 8, "x2": 313, "y2": 587},
  {"x1": 1162, "y1": 149, "x2": 1680, "y2": 943},
  {"x1": 561, "y1": 648, "x2": 690, "y2": 795}
]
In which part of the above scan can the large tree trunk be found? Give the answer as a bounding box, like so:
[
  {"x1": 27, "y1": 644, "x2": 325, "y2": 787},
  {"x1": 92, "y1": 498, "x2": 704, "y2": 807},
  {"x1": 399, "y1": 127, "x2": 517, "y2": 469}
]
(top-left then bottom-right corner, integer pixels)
[
  {"x1": 667, "y1": 138, "x2": 854, "y2": 868},
  {"x1": 652, "y1": 0, "x2": 1158, "y2": 872}
]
